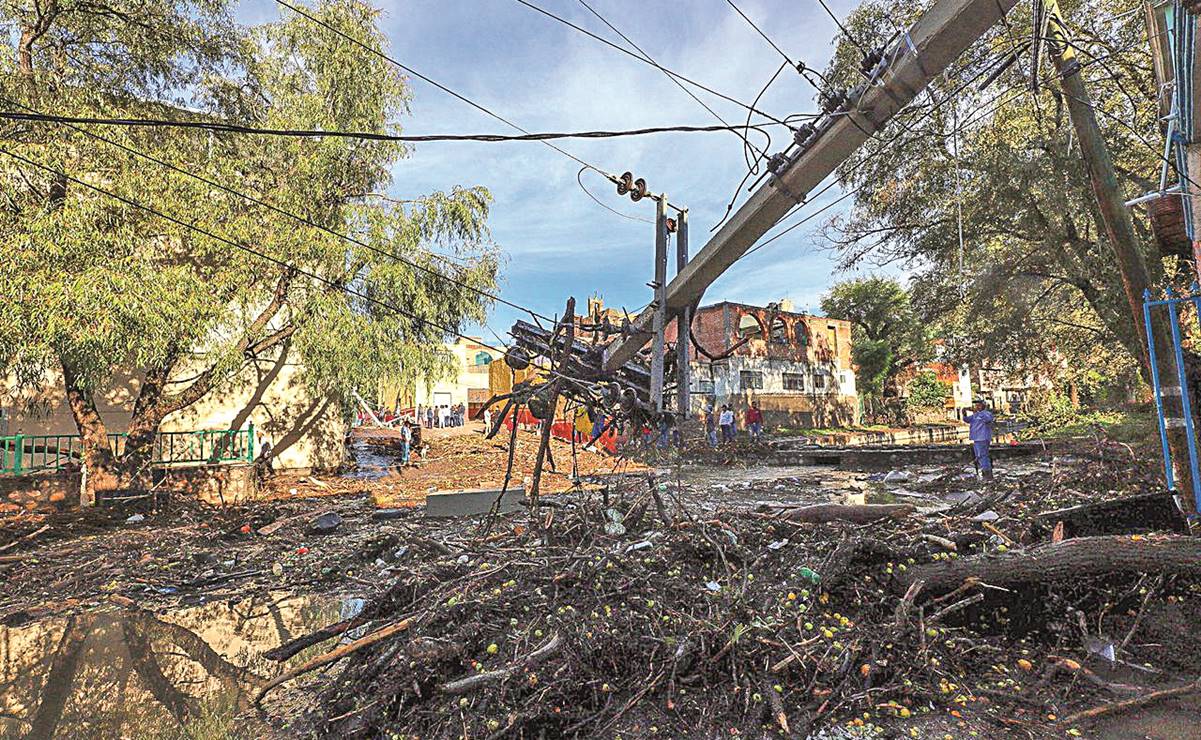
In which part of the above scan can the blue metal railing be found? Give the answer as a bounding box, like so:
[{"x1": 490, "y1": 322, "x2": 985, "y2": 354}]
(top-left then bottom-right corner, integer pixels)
[
  {"x1": 0, "y1": 424, "x2": 254, "y2": 476},
  {"x1": 1143, "y1": 285, "x2": 1201, "y2": 515}
]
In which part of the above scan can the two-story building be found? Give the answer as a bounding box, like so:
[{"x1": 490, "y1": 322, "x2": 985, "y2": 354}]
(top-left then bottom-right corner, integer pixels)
[
  {"x1": 379, "y1": 338, "x2": 504, "y2": 419},
  {"x1": 664, "y1": 301, "x2": 859, "y2": 427}
]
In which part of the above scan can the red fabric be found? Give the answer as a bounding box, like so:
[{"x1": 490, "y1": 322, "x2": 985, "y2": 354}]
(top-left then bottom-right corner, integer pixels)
[
  {"x1": 501, "y1": 409, "x2": 618, "y2": 454},
  {"x1": 746, "y1": 408, "x2": 763, "y2": 424}
]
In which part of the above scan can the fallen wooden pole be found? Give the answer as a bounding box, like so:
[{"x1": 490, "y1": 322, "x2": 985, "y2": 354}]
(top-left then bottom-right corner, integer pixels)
[
  {"x1": 254, "y1": 617, "x2": 414, "y2": 705},
  {"x1": 899, "y1": 535, "x2": 1201, "y2": 593},
  {"x1": 776, "y1": 503, "x2": 914, "y2": 525}
]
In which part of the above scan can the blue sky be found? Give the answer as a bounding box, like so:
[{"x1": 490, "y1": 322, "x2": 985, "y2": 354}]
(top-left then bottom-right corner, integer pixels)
[{"x1": 238, "y1": 0, "x2": 887, "y2": 339}]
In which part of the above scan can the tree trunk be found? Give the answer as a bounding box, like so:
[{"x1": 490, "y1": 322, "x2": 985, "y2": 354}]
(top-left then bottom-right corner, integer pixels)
[
  {"x1": 775, "y1": 503, "x2": 914, "y2": 524},
  {"x1": 898, "y1": 535, "x2": 1201, "y2": 593},
  {"x1": 61, "y1": 361, "x2": 116, "y2": 506}
]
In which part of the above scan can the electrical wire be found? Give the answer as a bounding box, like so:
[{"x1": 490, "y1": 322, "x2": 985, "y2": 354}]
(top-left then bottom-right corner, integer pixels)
[
  {"x1": 0, "y1": 147, "x2": 601, "y2": 387},
  {"x1": 577, "y1": 166, "x2": 654, "y2": 224},
  {"x1": 510, "y1": 0, "x2": 795, "y2": 127},
  {"x1": 815, "y1": 0, "x2": 869, "y2": 56},
  {"x1": 0, "y1": 110, "x2": 779, "y2": 144},
  {"x1": 575, "y1": 0, "x2": 768, "y2": 158},
  {"x1": 1, "y1": 96, "x2": 557, "y2": 324},
  {"x1": 271, "y1": 0, "x2": 607, "y2": 179}
]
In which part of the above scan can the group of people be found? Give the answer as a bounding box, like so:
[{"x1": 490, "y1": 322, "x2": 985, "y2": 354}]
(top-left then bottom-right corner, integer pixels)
[
  {"x1": 703, "y1": 401, "x2": 765, "y2": 447},
  {"x1": 417, "y1": 403, "x2": 468, "y2": 429}
]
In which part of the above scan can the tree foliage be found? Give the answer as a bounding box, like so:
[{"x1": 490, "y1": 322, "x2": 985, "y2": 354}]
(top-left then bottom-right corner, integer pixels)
[
  {"x1": 0, "y1": 0, "x2": 500, "y2": 494},
  {"x1": 906, "y1": 371, "x2": 950, "y2": 411},
  {"x1": 820, "y1": 276, "x2": 930, "y2": 398},
  {"x1": 820, "y1": 0, "x2": 1165, "y2": 392}
]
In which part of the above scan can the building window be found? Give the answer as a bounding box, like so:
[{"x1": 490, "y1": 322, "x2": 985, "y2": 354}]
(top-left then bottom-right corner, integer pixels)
[
  {"x1": 813, "y1": 372, "x2": 827, "y2": 391},
  {"x1": 474, "y1": 351, "x2": 493, "y2": 366},
  {"x1": 696, "y1": 379, "x2": 715, "y2": 394},
  {"x1": 783, "y1": 372, "x2": 805, "y2": 391},
  {"x1": 769, "y1": 316, "x2": 788, "y2": 344},
  {"x1": 740, "y1": 371, "x2": 763, "y2": 390},
  {"x1": 737, "y1": 314, "x2": 764, "y2": 339},
  {"x1": 795, "y1": 322, "x2": 809, "y2": 347}
]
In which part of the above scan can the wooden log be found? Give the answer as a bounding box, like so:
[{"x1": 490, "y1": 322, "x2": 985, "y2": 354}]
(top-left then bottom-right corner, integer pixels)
[
  {"x1": 899, "y1": 535, "x2": 1201, "y2": 593},
  {"x1": 1037, "y1": 492, "x2": 1186, "y2": 537},
  {"x1": 777, "y1": 503, "x2": 914, "y2": 524}
]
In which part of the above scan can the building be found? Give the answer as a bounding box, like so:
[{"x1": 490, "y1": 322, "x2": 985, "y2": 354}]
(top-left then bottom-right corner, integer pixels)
[
  {"x1": 1, "y1": 348, "x2": 346, "y2": 474},
  {"x1": 379, "y1": 337, "x2": 504, "y2": 419},
  {"x1": 664, "y1": 301, "x2": 859, "y2": 427}
]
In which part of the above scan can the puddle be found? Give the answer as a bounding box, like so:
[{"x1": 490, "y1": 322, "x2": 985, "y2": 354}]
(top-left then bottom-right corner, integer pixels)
[
  {"x1": 341, "y1": 440, "x2": 401, "y2": 480},
  {"x1": 0, "y1": 592, "x2": 362, "y2": 739}
]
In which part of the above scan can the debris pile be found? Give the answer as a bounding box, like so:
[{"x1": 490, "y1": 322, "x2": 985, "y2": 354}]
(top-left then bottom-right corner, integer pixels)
[{"x1": 257, "y1": 446, "x2": 1201, "y2": 738}]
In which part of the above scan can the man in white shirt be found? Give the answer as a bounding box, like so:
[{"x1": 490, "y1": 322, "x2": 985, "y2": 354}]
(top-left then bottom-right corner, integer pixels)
[{"x1": 719, "y1": 405, "x2": 735, "y2": 443}]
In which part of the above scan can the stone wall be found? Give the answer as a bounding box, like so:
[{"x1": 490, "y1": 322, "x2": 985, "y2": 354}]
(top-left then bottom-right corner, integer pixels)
[{"x1": 0, "y1": 463, "x2": 259, "y2": 515}]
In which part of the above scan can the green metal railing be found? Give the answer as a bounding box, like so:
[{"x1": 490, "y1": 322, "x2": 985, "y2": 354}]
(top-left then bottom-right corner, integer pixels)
[{"x1": 0, "y1": 424, "x2": 254, "y2": 476}]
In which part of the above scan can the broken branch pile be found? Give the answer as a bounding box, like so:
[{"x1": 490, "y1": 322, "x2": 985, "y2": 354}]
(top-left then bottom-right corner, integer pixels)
[{"x1": 262, "y1": 465, "x2": 1201, "y2": 738}]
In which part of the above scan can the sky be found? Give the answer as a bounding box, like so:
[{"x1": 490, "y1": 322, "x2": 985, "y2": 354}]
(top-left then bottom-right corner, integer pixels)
[{"x1": 237, "y1": 0, "x2": 893, "y2": 341}]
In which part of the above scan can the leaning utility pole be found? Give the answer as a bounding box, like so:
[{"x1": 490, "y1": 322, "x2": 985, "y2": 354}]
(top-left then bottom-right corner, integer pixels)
[
  {"x1": 602, "y1": 0, "x2": 1024, "y2": 373},
  {"x1": 1044, "y1": 0, "x2": 1196, "y2": 519}
]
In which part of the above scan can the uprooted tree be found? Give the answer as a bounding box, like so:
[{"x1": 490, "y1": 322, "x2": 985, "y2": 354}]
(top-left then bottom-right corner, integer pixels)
[{"x1": 0, "y1": 0, "x2": 499, "y2": 502}]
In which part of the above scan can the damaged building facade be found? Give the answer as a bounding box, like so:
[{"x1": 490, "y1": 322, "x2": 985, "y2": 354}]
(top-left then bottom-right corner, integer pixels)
[{"x1": 664, "y1": 301, "x2": 858, "y2": 427}]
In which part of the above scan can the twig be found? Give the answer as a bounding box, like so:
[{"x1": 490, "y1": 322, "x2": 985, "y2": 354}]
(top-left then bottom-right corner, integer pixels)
[
  {"x1": 441, "y1": 632, "x2": 564, "y2": 695},
  {"x1": 255, "y1": 617, "x2": 415, "y2": 705},
  {"x1": 1058, "y1": 678, "x2": 1201, "y2": 726},
  {"x1": 1118, "y1": 575, "x2": 1161, "y2": 657}
]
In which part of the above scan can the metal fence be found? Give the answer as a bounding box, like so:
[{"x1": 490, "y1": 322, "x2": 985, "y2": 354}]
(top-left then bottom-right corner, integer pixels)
[{"x1": 0, "y1": 424, "x2": 255, "y2": 476}]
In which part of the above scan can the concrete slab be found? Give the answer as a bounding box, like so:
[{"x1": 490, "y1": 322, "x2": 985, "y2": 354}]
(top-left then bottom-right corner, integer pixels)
[{"x1": 425, "y1": 486, "x2": 526, "y2": 518}]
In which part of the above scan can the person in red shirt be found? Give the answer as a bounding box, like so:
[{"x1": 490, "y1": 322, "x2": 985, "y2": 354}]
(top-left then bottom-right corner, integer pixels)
[{"x1": 746, "y1": 402, "x2": 764, "y2": 441}]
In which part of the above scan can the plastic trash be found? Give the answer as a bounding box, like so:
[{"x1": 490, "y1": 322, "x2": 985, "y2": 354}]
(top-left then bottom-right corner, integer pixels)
[
  {"x1": 883, "y1": 470, "x2": 912, "y2": 483},
  {"x1": 971, "y1": 510, "x2": 1000, "y2": 522},
  {"x1": 125, "y1": 513, "x2": 145, "y2": 524},
  {"x1": 798, "y1": 566, "x2": 821, "y2": 585},
  {"x1": 767, "y1": 539, "x2": 789, "y2": 551},
  {"x1": 705, "y1": 581, "x2": 722, "y2": 592}
]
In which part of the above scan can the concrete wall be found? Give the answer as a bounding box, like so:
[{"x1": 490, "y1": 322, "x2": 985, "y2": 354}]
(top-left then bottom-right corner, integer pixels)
[
  {"x1": 0, "y1": 464, "x2": 257, "y2": 514},
  {"x1": 0, "y1": 346, "x2": 345, "y2": 472}
]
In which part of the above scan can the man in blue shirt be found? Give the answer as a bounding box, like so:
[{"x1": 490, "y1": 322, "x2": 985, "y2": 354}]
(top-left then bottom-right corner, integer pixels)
[{"x1": 964, "y1": 398, "x2": 996, "y2": 481}]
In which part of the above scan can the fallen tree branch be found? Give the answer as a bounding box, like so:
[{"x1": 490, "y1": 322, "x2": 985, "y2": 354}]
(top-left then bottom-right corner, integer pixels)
[
  {"x1": 263, "y1": 615, "x2": 371, "y2": 662},
  {"x1": 1058, "y1": 678, "x2": 1201, "y2": 726},
  {"x1": 441, "y1": 632, "x2": 564, "y2": 696},
  {"x1": 254, "y1": 618, "x2": 414, "y2": 705},
  {"x1": 776, "y1": 503, "x2": 914, "y2": 525},
  {"x1": 899, "y1": 535, "x2": 1201, "y2": 593}
]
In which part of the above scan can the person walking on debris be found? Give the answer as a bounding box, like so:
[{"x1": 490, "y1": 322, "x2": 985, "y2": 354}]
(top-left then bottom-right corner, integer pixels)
[
  {"x1": 704, "y1": 406, "x2": 718, "y2": 447},
  {"x1": 719, "y1": 404, "x2": 735, "y2": 444},
  {"x1": 425, "y1": 405, "x2": 434, "y2": 429},
  {"x1": 746, "y1": 401, "x2": 763, "y2": 441},
  {"x1": 964, "y1": 397, "x2": 996, "y2": 481}
]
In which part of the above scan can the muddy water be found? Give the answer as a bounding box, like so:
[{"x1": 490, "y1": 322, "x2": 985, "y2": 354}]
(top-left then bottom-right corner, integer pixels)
[
  {"x1": 341, "y1": 440, "x2": 401, "y2": 480},
  {"x1": 0, "y1": 592, "x2": 362, "y2": 739}
]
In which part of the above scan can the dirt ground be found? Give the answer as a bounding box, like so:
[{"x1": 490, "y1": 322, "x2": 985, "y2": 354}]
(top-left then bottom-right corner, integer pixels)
[{"x1": 2, "y1": 435, "x2": 1200, "y2": 739}]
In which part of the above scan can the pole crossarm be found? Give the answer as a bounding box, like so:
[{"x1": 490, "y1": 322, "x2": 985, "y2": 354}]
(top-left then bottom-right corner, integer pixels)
[{"x1": 601, "y1": 0, "x2": 1021, "y2": 372}]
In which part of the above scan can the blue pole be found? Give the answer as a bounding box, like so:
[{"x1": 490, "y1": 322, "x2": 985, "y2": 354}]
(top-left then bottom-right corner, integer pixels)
[
  {"x1": 1145, "y1": 291, "x2": 1175, "y2": 491},
  {"x1": 1166, "y1": 293, "x2": 1201, "y2": 512}
]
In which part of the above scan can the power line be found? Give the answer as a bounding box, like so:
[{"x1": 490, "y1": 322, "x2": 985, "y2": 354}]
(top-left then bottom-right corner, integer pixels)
[
  {"x1": 271, "y1": 0, "x2": 606, "y2": 179},
  {"x1": 815, "y1": 0, "x2": 869, "y2": 56},
  {"x1": 2, "y1": 96, "x2": 556, "y2": 324},
  {"x1": 0, "y1": 110, "x2": 778, "y2": 144},
  {"x1": 574, "y1": 0, "x2": 768, "y2": 158},
  {"x1": 724, "y1": 0, "x2": 794, "y2": 67},
  {"x1": 510, "y1": 0, "x2": 799, "y2": 127},
  {"x1": 0, "y1": 147, "x2": 596, "y2": 385}
]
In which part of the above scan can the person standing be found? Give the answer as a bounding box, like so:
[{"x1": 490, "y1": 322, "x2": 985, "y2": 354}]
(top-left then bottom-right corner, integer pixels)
[
  {"x1": 399, "y1": 419, "x2": 412, "y2": 465},
  {"x1": 483, "y1": 407, "x2": 493, "y2": 434},
  {"x1": 964, "y1": 397, "x2": 996, "y2": 481},
  {"x1": 705, "y1": 407, "x2": 719, "y2": 447},
  {"x1": 425, "y1": 405, "x2": 434, "y2": 429},
  {"x1": 746, "y1": 402, "x2": 763, "y2": 441},
  {"x1": 719, "y1": 404, "x2": 735, "y2": 444}
]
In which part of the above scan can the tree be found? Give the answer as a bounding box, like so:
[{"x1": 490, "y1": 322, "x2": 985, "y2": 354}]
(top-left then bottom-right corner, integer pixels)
[
  {"x1": 820, "y1": 277, "x2": 931, "y2": 404},
  {"x1": 818, "y1": 0, "x2": 1166, "y2": 388},
  {"x1": 906, "y1": 371, "x2": 950, "y2": 412},
  {"x1": 0, "y1": 0, "x2": 499, "y2": 501}
]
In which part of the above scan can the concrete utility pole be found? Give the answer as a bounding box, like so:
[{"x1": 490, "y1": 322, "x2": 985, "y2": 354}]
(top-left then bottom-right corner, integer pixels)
[
  {"x1": 649, "y1": 196, "x2": 669, "y2": 411},
  {"x1": 602, "y1": 0, "x2": 1022, "y2": 372},
  {"x1": 676, "y1": 210, "x2": 691, "y2": 417},
  {"x1": 1044, "y1": 0, "x2": 1195, "y2": 517}
]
